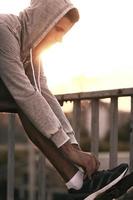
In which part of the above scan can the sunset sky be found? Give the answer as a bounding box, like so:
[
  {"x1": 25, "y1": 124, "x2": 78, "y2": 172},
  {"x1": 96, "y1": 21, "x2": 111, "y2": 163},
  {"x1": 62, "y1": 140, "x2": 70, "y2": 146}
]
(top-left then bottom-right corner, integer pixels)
[{"x1": 0, "y1": 0, "x2": 133, "y2": 110}]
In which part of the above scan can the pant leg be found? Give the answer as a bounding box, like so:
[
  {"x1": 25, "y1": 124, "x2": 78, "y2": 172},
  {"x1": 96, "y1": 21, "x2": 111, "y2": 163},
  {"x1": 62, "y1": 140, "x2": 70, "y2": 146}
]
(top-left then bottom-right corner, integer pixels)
[
  {"x1": 0, "y1": 79, "x2": 17, "y2": 112},
  {"x1": 0, "y1": 24, "x2": 69, "y2": 147}
]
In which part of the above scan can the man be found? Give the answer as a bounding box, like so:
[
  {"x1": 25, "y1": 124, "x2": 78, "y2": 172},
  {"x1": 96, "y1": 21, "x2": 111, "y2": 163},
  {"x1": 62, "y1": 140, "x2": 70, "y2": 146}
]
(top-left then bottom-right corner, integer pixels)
[{"x1": 0, "y1": 0, "x2": 128, "y2": 199}]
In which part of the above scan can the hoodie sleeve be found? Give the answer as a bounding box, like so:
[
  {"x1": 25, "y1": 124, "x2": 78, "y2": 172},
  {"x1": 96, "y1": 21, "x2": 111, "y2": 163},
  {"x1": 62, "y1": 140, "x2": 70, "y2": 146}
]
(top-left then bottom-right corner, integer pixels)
[
  {"x1": 40, "y1": 61, "x2": 79, "y2": 145},
  {"x1": 0, "y1": 24, "x2": 70, "y2": 148}
]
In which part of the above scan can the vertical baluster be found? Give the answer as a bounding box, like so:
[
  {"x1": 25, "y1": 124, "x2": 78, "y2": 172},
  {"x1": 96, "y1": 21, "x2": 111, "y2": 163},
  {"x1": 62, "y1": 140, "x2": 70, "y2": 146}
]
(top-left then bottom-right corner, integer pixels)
[
  {"x1": 109, "y1": 97, "x2": 118, "y2": 169},
  {"x1": 130, "y1": 96, "x2": 133, "y2": 172},
  {"x1": 28, "y1": 143, "x2": 36, "y2": 200},
  {"x1": 73, "y1": 100, "x2": 81, "y2": 143},
  {"x1": 7, "y1": 113, "x2": 15, "y2": 200},
  {"x1": 91, "y1": 99, "x2": 99, "y2": 158},
  {"x1": 38, "y1": 153, "x2": 46, "y2": 200}
]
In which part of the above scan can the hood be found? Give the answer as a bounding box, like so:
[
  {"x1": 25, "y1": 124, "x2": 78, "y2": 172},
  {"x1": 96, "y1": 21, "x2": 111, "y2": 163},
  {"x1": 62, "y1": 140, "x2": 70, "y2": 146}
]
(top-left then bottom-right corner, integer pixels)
[{"x1": 19, "y1": 0, "x2": 75, "y2": 55}]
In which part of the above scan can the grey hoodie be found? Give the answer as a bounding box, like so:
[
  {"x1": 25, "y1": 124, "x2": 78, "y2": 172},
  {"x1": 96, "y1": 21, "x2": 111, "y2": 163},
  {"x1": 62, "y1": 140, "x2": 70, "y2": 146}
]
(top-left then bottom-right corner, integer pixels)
[{"x1": 0, "y1": 0, "x2": 78, "y2": 147}]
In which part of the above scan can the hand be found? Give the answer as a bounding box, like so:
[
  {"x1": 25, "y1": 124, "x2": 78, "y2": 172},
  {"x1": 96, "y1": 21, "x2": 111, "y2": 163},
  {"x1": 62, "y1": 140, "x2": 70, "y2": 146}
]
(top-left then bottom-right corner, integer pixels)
[
  {"x1": 84, "y1": 152, "x2": 100, "y2": 178},
  {"x1": 60, "y1": 141, "x2": 100, "y2": 177},
  {"x1": 70, "y1": 150, "x2": 100, "y2": 177}
]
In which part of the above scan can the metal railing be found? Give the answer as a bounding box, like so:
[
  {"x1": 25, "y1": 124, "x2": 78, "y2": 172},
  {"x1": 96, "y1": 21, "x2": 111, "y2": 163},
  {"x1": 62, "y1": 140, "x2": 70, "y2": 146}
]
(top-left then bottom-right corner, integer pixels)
[
  {"x1": 56, "y1": 87, "x2": 133, "y2": 171},
  {"x1": 1, "y1": 87, "x2": 133, "y2": 199}
]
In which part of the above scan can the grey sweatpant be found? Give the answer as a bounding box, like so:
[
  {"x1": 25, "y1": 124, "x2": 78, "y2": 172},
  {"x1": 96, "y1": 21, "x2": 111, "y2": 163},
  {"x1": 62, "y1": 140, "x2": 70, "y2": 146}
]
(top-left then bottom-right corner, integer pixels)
[{"x1": 0, "y1": 24, "x2": 78, "y2": 147}]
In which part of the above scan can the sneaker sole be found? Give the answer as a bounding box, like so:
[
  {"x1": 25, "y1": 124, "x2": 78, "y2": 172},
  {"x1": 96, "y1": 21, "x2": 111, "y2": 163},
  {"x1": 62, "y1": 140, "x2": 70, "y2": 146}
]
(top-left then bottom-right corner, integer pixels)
[
  {"x1": 84, "y1": 167, "x2": 128, "y2": 200},
  {"x1": 95, "y1": 171, "x2": 133, "y2": 200}
]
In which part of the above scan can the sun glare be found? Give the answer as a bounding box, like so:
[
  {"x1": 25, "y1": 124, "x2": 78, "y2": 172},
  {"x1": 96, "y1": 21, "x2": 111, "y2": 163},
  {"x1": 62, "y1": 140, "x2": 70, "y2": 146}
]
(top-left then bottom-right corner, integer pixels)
[
  {"x1": 0, "y1": 0, "x2": 133, "y2": 110},
  {"x1": 41, "y1": 0, "x2": 133, "y2": 95}
]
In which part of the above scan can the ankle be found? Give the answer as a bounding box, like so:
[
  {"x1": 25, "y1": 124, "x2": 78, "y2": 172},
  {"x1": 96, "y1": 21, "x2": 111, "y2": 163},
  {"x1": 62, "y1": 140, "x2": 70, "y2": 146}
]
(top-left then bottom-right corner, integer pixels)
[{"x1": 66, "y1": 170, "x2": 84, "y2": 190}]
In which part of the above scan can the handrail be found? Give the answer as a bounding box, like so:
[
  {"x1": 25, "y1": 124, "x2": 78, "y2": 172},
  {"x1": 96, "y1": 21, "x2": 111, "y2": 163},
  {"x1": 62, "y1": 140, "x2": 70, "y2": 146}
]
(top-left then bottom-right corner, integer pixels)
[
  {"x1": 1, "y1": 87, "x2": 133, "y2": 112},
  {"x1": 56, "y1": 88, "x2": 133, "y2": 172},
  {"x1": 56, "y1": 87, "x2": 133, "y2": 102}
]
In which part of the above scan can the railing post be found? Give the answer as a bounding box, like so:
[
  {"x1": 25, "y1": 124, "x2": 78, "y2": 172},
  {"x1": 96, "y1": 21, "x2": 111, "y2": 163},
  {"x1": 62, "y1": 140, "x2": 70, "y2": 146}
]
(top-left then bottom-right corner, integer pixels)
[
  {"x1": 38, "y1": 153, "x2": 46, "y2": 200},
  {"x1": 73, "y1": 100, "x2": 81, "y2": 143},
  {"x1": 28, "y1": 143, "x2": 36, "y2": 200},
  {"x1": 109, "y1": 97, "x2": 118, "y2": 169},
  {"x1": 7, "y1": 113, "x2": 15, "y2": 200},
  {"x1": 91, "y1": 99, "x2": 99, "y2": 158},
  {"x1": 130, "y1": 96, "x2": 133, "y2": 172}
]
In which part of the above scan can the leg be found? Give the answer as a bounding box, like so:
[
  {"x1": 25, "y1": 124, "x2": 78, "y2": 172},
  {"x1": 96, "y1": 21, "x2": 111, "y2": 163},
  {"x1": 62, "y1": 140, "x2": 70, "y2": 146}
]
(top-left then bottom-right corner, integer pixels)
[
  {"x1": 18, "y1": 110, "x2": 78, "y2": 182},
  {"x1": 19, "y1": 109, "x2": 100, "y2": 179}
]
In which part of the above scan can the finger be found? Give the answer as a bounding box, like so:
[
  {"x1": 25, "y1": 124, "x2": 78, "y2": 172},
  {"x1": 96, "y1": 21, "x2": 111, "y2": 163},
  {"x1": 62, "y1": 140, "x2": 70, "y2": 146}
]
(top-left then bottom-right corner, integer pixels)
[
  {"x1": 94, "y1": 158, "x2": 100, "y2": 171},
  {"x1": 86, "y1": 156, "x2": 97, "y2": 177},
  {"x1": 91, "y1": 153, "x2": 100, "y2": 171}
]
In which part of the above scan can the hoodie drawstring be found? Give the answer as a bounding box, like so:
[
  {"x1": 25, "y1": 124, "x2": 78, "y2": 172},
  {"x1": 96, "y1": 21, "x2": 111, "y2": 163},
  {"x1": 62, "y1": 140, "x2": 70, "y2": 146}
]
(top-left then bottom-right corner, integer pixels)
[{"x1": 30, "y1": 48, "x2": 38, "y2": 90}]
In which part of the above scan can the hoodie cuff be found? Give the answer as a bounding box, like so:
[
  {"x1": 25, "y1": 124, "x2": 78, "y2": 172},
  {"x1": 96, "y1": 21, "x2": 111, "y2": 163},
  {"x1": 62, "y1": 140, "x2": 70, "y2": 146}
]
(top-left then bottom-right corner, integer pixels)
[
  {"x1": 67, "y1": 132, "x2": 79, "y2": 145},
  {"x1": 51, "y1": 128, "x2": 70, "y2": 148}
]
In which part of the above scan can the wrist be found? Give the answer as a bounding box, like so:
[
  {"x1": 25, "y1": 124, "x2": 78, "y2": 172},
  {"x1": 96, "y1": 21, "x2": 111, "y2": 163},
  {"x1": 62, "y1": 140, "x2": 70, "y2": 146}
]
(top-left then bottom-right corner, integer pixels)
[
  {"x1": 59, "y1": 140, "x2": 74, "y2": 156},
  {"x1": 72, "y1": 143, "x2": 81, "y2": 150}
]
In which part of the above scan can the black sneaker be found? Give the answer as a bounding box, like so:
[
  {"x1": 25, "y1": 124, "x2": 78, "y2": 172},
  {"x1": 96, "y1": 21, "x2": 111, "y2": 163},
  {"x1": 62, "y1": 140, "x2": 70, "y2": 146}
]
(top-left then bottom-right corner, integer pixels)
[
  {"x1": 96, "y1": 171, "x2": 133, "y2": 200},
  {"x1": 68, "y1": 163, "x2": 128, "y2": 200}
]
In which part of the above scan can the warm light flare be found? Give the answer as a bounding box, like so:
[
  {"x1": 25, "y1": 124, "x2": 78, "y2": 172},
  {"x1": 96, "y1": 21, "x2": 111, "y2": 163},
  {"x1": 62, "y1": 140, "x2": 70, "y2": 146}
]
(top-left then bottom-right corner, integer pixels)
[{"x1": 0, "y1": 0, "x2": 133, "y2": 112}]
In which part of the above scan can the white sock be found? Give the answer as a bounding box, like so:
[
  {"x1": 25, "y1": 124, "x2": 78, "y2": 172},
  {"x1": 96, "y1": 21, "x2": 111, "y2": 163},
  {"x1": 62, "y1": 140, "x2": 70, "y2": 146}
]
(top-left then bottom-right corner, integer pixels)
[{"x1": 66, "y1": 170, "x2": 84, "y2": 190}]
